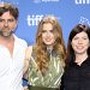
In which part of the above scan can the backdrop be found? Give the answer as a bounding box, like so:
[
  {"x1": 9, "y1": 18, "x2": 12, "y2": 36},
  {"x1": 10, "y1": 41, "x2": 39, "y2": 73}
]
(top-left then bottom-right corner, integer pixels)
[{"x1": 0, "y1": 0, "x2": 90, "y2": 45}]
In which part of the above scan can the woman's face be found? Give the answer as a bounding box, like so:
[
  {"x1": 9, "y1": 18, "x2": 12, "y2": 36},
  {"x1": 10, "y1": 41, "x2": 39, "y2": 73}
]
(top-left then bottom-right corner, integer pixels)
[
  {"x1": 71, "y1": 31, "x2": 90, "y2": 55},
  {"x1": 42, "y1": 23, "x2": 55, "y2": 46}
]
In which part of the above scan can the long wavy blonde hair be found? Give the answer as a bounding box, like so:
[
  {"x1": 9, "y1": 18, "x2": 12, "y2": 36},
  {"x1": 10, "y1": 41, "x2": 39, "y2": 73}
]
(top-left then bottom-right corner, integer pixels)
[{"x1": 34, "y1": 15, "x2": 66, "y2": 74}]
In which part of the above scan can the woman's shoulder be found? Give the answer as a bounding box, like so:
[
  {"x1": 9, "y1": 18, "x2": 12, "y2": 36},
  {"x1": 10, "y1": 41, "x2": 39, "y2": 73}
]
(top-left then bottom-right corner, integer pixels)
[
  {"x1": 25, "y1": 45, "x2": 33, "y2": 60},
  {"x1": 28, "y1": 45, "x2": 33, "y2": 50},
  {"x1": 26, "y1": 45, "x2": 33, "y2": 52}
]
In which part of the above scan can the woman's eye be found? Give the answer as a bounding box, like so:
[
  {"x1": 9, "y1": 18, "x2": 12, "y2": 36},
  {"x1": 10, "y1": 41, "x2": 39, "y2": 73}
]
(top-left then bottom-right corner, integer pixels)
[
  {"x1": 73, "y1": 37, "x2": 79, "y2": 40},
  {"x1": 83, "y1": 37, "x2": 88, "y2": 40},
  {"x1": 50, "y1": 30, "x2": 53, "y2": 33},
  {"x1": 42, "y1": 30, "x2": 46, "y2": 33}
]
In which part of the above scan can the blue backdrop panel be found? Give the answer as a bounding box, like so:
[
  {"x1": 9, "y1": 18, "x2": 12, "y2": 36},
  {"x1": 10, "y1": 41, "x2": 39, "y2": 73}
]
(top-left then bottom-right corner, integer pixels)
[{"x1": 1, "y1": 0, "x2": 90, "y2": 45}]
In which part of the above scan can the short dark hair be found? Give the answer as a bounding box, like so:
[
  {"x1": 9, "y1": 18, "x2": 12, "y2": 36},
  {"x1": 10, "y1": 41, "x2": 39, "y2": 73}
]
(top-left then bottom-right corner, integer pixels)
[{"x1": 0, "y1": 2, "x2": 19, "y2": 20}]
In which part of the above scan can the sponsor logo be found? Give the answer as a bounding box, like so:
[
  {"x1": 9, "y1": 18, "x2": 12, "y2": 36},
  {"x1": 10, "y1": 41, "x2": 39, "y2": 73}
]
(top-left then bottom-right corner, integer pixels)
[
  {"x1": 75, "y1": 0, "x2": 90, "y2": 4},
  {"x1": 33, "y1": 0, "x2": 59, "y2": 3},
  {"x1": 79, "y1": 16, "x2": 90, "y2": 26}
]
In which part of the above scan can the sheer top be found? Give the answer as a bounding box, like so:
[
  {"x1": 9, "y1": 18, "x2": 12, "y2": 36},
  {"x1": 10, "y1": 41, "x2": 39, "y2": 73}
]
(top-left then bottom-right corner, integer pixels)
[{"x1": 28, "y1": 46, "x2": 64, "y2": 88}]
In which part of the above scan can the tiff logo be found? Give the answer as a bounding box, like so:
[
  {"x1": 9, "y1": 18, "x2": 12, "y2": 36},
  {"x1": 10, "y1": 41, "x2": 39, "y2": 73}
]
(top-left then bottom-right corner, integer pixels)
[
  {"x1": 75, "y1": 0, "x2": 90, "y2": 4},
  {"x1": 27, "y1": 15, "x2": 44, "y2": 26}
]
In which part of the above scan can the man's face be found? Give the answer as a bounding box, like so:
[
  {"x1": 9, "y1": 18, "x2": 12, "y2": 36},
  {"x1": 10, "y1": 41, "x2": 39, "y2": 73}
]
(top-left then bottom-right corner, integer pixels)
[{"x1": 0, "y1": 11, "x2": 17, "y2": 37}]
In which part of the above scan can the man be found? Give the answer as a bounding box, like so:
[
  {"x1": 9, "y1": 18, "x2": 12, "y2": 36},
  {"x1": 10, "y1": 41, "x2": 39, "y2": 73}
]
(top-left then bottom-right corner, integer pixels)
[{"x1": 0, "y1": 2, "x2": 27, "y2": 90}]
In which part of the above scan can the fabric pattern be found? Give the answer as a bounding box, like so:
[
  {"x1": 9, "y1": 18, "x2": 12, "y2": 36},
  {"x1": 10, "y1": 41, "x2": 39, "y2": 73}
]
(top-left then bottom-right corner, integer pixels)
[{"x1": 28, "y1": 47, "x2": 64, "y2": 88}]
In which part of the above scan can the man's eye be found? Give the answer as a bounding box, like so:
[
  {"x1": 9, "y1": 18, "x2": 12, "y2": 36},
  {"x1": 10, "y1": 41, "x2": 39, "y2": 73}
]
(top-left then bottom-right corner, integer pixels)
[
  {"x1": 0, "y1": 19, "x2": 4, "y2": 22},
  {"x1": 0, "y1": 19, "x2": 14, "y2": 23},
  {"x1": 8, "y1": 19, "x2": 14, "y2": 22}
]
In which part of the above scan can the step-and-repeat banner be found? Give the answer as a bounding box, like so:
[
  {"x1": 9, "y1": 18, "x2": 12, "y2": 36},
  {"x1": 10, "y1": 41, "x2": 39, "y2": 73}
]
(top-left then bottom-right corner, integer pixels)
[{"x1": 1, "y1": 0, "x2": 90, "y2": 45}]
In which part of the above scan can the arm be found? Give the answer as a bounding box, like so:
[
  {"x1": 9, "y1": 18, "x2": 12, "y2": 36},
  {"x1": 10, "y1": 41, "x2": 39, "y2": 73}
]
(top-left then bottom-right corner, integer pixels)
[
  {"x1": 23, "y1": 46, "x2": 32, "y2": 90},
  {"x1": 23, "y1": 46, "x2": 32, "y2": 74}
]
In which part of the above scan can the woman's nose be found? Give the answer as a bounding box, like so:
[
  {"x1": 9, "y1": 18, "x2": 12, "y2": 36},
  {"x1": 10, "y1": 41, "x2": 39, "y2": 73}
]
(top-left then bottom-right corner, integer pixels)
[{"x1": 78, "y1": 39, "x2": 83, "y2": 44}]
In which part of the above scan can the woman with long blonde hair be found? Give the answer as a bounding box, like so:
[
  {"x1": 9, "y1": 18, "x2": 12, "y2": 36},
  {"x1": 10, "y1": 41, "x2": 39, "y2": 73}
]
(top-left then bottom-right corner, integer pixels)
[{"x1": 24, "y1": 15, "x2": 66, "y2": 90}]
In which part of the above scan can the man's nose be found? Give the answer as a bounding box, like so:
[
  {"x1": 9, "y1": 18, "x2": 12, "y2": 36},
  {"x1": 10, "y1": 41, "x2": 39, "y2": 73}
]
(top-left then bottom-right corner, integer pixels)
[{"x1": 4, "y1": 21, "x2": 8, "y2": 27}]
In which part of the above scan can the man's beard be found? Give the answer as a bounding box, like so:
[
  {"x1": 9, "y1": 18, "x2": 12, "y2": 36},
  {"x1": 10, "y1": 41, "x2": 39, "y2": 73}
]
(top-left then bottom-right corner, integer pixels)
[{"x1": 0, "y1": 30, "x2": 14, "y2": 37}]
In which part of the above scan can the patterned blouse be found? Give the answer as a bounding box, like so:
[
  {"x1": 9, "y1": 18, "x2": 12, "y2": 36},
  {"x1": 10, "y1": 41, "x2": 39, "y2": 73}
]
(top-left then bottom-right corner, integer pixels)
[{"x1": 28, "y1": 47, "x2": 64, "y2": 88}]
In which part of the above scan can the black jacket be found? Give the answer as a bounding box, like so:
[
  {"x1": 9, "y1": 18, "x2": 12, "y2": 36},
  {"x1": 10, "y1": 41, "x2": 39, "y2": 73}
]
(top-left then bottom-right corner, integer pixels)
[{"x1": 61, "y1": 56, "x2": 90, "y2": 90}]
